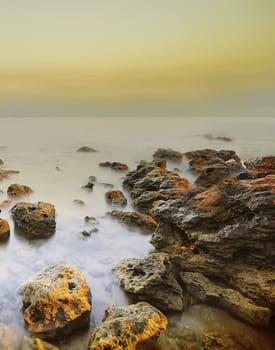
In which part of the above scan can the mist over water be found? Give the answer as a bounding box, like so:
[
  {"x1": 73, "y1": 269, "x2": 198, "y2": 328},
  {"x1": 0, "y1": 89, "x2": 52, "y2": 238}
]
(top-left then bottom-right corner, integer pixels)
[{"x1": 0, "y1": 116, "x2": 274, "y2": 349}]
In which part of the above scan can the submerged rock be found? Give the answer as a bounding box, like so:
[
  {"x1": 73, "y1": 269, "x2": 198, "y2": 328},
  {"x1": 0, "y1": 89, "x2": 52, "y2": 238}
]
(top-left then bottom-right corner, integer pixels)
[
  {"x1": 105, "y1": 190, "x2": 127, "y2": 206},
  {"x1": 108, "y1": 210, "x2": 158, "y2": 233},
  {"x1": 20, "y1": 264, "x2": 92, "y2": 340},
  {"x1": 99, "y1": 161, "x2": 129, "y2": 171},
  {"x1": 11, "y1": 201, "x2": 56, "y2": 238},
  {"x1": 88, "y1": 302, "x2": 167, "y2": 350},
  {"x1": 73, "y1": 199, "x2": 86, "y2": 206},
  {"x1": 0, "y1": 169, "x2": 20, "y2": 181},
  {"x1": 114, "y1": 253, "x2": 184, "y2": 312},
  {"x1": 0, "y1": 199, "x2": 14, "y2": 207},
  {"x1": 0, "y1": 218, "x2": 10, "y2": 240},
  {"x1": 77, "y1": 146, "x2": 97, "y2": 152},
  {"x1": 203, "y1": 134, "x2": 233, "y2": 142},
  {"x1": 0, "y1": 323, "x2": 59, "y2": 350},
  {"x1": 153, "y1": 148, "x2": 183, "y2": 161},
  {"x1": 7, "y1": 183, "x2": 33, "y2": 197}
]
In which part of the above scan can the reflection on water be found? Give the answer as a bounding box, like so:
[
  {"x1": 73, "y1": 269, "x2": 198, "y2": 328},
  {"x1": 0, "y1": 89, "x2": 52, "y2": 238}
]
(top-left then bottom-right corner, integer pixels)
[{"x1": 0, "y1": 116, "x2": 274, "y2": 349}]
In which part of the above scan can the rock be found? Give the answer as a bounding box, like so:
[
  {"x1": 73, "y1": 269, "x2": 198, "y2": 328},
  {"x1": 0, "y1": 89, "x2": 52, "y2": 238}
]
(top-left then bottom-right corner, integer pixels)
[
  {"x1": 153, "y1": 148, "x2": 183, "y2": 161},
  {"x1": 82, "y1": 176, "x2": 96, "y2": 190},
  {"x1": 113, "y1": 253, "x2": 184, "y2": 312},
  {"x1": 11, "y1": 201, "x2": 56, "y2": 238},
  {"x1": 88, "y1": 302, "x2": 167, "y2": 350},
  {"x1": 0, "y1": 323, "x2": 60, "y2": 350},
  {"x1": 0, "y1": 199, "x2": 14, "y2": 207},
  {"x1": 108, "y1": 210, "x2": 158, "y2": 233},
  {"x1": 244, "y1": 156, "x2": 275, "y2": 178},
  {"x1": 85, "y1": 216, "x2": 98, "y2": 224},
  {"x1": 0, "y1": 159, "x2": 4, "y2": 165},
  {"x1": 0, "y1": 218, "x2": 10, "y2": 240},
  {"x1": 20, "y1": 264, "x2": 92, "y2": 339},
  {"x1": 7, "y1": 183, "x2": 33, "y2": 197},
  {"x1": 73, "y1": 199, "x2": 86, "y2": 206},
  {"x1": 0, "y1": 169, "x2": 20, "y2": 181},
  {"x1": 77, "y1": 146, "x2": 97, "y2": 152},
  {"x1": 180, "y1": 272, "x2": 271, "y2": 327},
  {"x1": 99, "y1": 161, "x2": 129, "y2": 171},
  {"x1": 105, "y1": 190, "x2": 127, "y2": 206},
  {"x1": 184, "y1": 149, "x2": 242, "y2": 186},
  {"x1": 203, "y1": 134, "x2": 233, "y2": 142},
  {"x1": 81, "y1": 228, "x2": 98, "y2": 236},
  {"x1": 202, "y1": 333, "x2": 253, "y2": 350}
]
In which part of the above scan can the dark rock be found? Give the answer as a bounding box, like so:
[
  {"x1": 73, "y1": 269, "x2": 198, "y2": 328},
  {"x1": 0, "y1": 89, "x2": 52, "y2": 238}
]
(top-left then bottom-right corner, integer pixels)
[
  {"x1": 20, "y1": 264, "x2": 92, "y2": 340},
  {"x1": 105, "y1": 190, "x2": 127, "y2": 206},
  {"x1": 0, "y1": 218, "x2": 10, "y2": 240},
  {"x1": 88, "y1": 302, "x2": 167, "y2": 350},
  {"x1": 203, "y1": 134, "x2": 233, "y2": 142},
  {"x1": 108, "y1": 210, "x2": 158, "y2": 233},
  {"x1": 153, "y1": 148, "x2": 183, "y2": 161},
  {"x1": 82, "y1": 228, "x2": 98, "y2": 236},
  {"x1": 0, "y1": 323, "x2": 59, "y2": 350},
  {"x1": 7, "y1": 183, "x2": 33, "y2": 197},
  {"x1": 113, "y1": 253, "x2": 185, "y2": 312},
  {"x1": 77, "y1": 146, "x2": 97, "y2": 152},
  {"x1": 11, "y1": 201, "x2": 56, "y2": 238},
  {"x1": 85, "y1": 216, "x2": 98, "y2": 224},
  {"x1": 244, "y1": 156, "x2": 275, "y2": 178},
  {"x1": 82, "y1": 176, "x2": 96, "y2": 190},
  {"x1": 99, "y1": 161, "x2": 129, "y2": 171}
]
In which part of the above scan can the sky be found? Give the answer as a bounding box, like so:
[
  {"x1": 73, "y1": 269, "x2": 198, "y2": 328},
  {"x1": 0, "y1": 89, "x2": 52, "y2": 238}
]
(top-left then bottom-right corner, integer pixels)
[{"x1": 0, "y1": 0, "x2": 275, "y2": 117}]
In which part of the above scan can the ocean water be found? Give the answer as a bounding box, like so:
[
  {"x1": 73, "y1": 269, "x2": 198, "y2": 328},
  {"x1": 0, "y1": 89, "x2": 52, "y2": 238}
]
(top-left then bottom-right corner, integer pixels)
[{"x1": 0, "y1": 116, "x2": 274, "y2": 349}]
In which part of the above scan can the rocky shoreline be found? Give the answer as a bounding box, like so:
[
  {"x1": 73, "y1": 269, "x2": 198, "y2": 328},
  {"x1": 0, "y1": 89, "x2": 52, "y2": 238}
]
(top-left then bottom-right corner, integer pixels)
[{"x1": 0, "y1": 148, "x2": 274, "y2": 349}]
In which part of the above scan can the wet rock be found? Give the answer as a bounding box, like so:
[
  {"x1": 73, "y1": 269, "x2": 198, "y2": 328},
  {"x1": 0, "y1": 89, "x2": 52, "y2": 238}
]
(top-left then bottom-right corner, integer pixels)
[
  {"x1": 180, "y1": 272, "x2": 271, "y2": 327},
  {"x1": 185, "y1": 149, "x2": 242, "y2": 186},
  {"x1": 88, "y1": 302, "x2": 167, "y2": 350},
  {"x1": 0, "y1": 199, "x2": 14, "y2": 207},
  {"x1": 0, "y1": 218, "x2": 10, "y2": 240},
  {"x1": 203, "y1": 134, "x2": 233, "y2": 142},
  {"x1": 73, "y1": 199, "x2": 86, "y2": 206},
  {"x1": 77, "y1": 146, "x2": 97, "y2": 152},
  {"x1": 108, "y1": 210, "x2": 158, "y2": 233},
  {"x1": 0, "y1": 159, "x2": 4, "y2": 165},
  {"x1": 7, "y1": 183, "x2": 33, "y2": 197},
  {"x1": 11, "y1": 201, "x2": 56, "y2": 238},
  {"x1": 20, "y1": 264, "x2": 92, "y2": 340},
  {"x1": 244, "y1": 156, "x2": 275, "y2": 178},
  {"x1": 0, "y1": 323, "x2": 59, "y2": 350},
  {"x1": 113, "y1": 253, "x2": 184, "y2": 312},
  {"x1": 99, "y1": 161, "x2": 129, "y2": 171},
  {"x1": 82, "y1": 176, "x2": 96, "y2": 190},
  {"x1": 153, "y1": 148, "x2": 183, "y2": 161},
  {"x1": 105, "y1": 190, "x2": 127, "y2": 206},
  {"x1": 81, "y1": 228, "x2": 98, "y2": 236},
  {"x1": 0, "y1": 169, "x2": 20, "y2": 181},
  {"x1": 202, "y1": 332, "x2": 254, "y2": 350},
  {"x1": 85, "y1": 216, "x2": 98, "y2": 224}
]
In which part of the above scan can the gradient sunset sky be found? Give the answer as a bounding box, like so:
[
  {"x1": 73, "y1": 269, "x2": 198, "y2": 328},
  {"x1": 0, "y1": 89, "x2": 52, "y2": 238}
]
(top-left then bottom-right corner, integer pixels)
[{"x1": 1, "y1": 0, "x2": 275, "y2": 117}]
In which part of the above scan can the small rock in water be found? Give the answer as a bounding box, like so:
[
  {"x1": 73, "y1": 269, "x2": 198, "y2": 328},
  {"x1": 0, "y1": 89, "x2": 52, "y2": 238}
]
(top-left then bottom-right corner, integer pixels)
[
  {"x1": 85, "y1": 216, "x2": 99, "y2": 224},
  {"x1": 0, "y1": 218, "x2": 10, "y2": 241},
  {"x1": 73, "y1": 199, "x2": 86, "y2": 206},
  {"x1": 81, "y1": 228, "x2": 98, "y2": 236},
  {"x1": 99, "y1": 161, "x2": 129, "y2": 171},
  {"x1": 105, "y1": 190, "x2": 127, "y2": 206},
  {"x1": 77, "y1": 146, "x2": 97, "y2": 152},
  {"x1": 153, "y1": 148, "x2": 183, "y2": 161},
  {"x1": 203, "y1": 134, "x2": 233, "y2": 142},
  {"x1": 0, "y1": 199, "x2": 14, "y2": 207},
  {"x1": 7, "y1": 183, "x2": 33, "y2": 197}
]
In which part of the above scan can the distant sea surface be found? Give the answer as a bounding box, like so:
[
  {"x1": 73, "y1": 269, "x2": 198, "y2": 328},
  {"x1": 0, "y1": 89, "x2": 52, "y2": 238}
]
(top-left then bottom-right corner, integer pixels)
[{"x1": 0, "y1": 116, "x2": 274, "y2": 349}]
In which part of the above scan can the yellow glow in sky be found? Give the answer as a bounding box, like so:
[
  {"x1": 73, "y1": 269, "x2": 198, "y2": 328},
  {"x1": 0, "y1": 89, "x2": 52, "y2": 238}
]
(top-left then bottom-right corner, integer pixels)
[{"x1": 0, "y1": 0, "x2": 275, "y2": 116}]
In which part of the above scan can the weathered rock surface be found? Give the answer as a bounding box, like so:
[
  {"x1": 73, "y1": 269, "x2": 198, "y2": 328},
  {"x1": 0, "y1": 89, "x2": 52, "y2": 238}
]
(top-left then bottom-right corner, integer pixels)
[
  {"x1": 113, "y1": 253, "x2": 184, "y2": 312},
  {"x1": 105, "y1": 190, "x2": 127, "y2": 206},
  {"x1": 0, "y1": 169, "x2": 19, "y2": 181},
  {"x1": 0, "y1": 323, "x2": 59, "y2": 350},
  {"x1": 11, "y1": 201, "x2": 56, "y2": 238},
  {"x1": 77, "y1": 146, "x2": 97, "y2": 152},
  {"x1": 99, "y1": 161, "x2": 129, "y2": 171},
  {"x1": 7, "y1": 183, "x2": 33, "y2": 197},
  {"x1": 88, "y1": 302, "x2": 167, "y2": 350},
  {"x1": 108, "y1": 210, "x2": 158, "y2": 233},
  {"x1": 244, "y1": 156, "x2": 275, "y2": 178},
  {"x1": 180, "y1": 272, "x2": 271, "y2": 327},
  {"x1": 153, "y1": 148, "x2": 183, "y2": 161},
  {"x1": 184, "y1": 149, "x2": 242, "y2": 186},
  {"x1": 0, "y1": 218, "x2": 10, "y2": 240},
  {"x1": 20, "y1": 264, "x2": 92, "y2": 340}
]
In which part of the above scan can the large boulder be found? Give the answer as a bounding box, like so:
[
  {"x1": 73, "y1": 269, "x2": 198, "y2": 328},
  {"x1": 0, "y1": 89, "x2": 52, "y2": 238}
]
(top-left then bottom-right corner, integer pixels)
[
  {"x1": 88, "y1": 302, "x2": 167, "y2": 350},
  {"x1": 20, "y1": 264, "x2": 92, "y2": 339},
  {"x1": 0, "y1": 218, "x2": 10, "y2": 240},
  {"x1": 11, "y1": 201, "x2": 56, "y2": 238},
  {"x1": 7, "y1": 183, "x2": 33, "y2": 197},
  {"x1": 113, "y1": 253, "x2": 184, "y2": 312},
  {"x1": 0, "y1": 323, "x2": 59, "y2": 350}
]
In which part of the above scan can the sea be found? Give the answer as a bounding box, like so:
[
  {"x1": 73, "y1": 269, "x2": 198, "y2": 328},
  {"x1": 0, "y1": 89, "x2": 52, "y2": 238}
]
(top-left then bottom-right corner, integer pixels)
[{"x1": 0, "y1": 116, "x2": 274, "y2": 349}]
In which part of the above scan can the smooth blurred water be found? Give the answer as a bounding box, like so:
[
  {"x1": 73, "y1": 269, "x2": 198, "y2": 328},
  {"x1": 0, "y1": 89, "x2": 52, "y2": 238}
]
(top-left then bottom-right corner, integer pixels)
[{"x1": 0, "y1": 116, "x2": 274, "y2": 349}]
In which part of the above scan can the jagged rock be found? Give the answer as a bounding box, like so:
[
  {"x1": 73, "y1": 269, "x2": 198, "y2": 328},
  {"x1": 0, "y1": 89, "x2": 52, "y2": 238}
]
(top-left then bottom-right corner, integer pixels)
[
  {"x1": 180, "y1": 272, "x2": 271, "y2": 327},
  {"x1": 108, "y1": 210, "x2": 158, "y2": 233},
  {"x1": 244, "y1": 156, "x2": 275, "y2": 178},
  {"x1": 7, "y1": 183, "x2": 33, "y2": 197},
  {"x1": 184, "y1": 149, "x2": 242, "y2": 186},
  {"x1": 88, "y1": 302, "x2": 167, "y2": 350},
  {"x1": 0, "y1": 323, "x2": 60, "y2": 350},
  {"x1": 153, "y1": 148, "x2": 183, "y2": 161},
  {"x1": 77, "y1": 146, "x2": 97, "y2": 152},
  {"x1": 99, "y1": 161, "x2": 129, "y2": 171},
  {"x1": 0, "y1": 218, "x2": 10, "y2": 240},
  {"x1": 0, "y1": 169, "x2": 19, "y2": 181},
  {"x1": 105, "y1": 190, "x2": 127, "y2": 206},
  {"x1": 20, "y1": 264, "x2": 92, "y2": 340},
  {"x1": 113, "y1": 253, "x2": 184, "y2": 312},
  {"x1": 11, "y1": 201, "x2": 56, "y2": 238}
]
